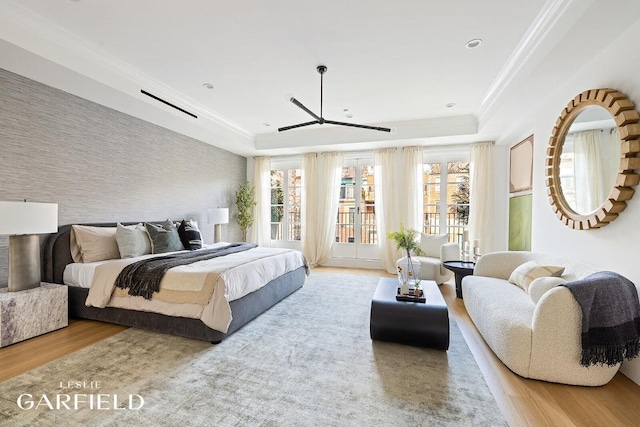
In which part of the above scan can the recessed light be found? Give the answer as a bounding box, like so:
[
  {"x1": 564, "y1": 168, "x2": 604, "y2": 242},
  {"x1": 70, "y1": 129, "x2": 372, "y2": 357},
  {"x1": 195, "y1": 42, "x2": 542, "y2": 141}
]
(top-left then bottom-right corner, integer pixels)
[
  {"x1": 202, "y1": 83, "x2": 214, "y2": 90},
  {"x1": 263, "y1": 123, "x2": 271, "y2": 127},
  {"x1": 446, "y1": 102, "x2": 456, "y2": 108},
  {"x1": 465, "y1": 39, "x2": 483, "y2": 49}
]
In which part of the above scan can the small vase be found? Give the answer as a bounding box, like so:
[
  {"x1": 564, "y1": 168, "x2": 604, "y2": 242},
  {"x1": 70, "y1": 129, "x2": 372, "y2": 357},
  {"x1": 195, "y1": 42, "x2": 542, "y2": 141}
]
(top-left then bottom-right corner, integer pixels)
[{"x1": 400, "y1": 281, "x2": 410, "y2": 296}]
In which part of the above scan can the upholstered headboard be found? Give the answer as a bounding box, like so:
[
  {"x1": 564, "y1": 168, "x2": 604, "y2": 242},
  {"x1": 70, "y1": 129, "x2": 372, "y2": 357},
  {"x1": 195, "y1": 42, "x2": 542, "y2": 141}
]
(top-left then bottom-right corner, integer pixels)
[{"x1": 43, "y1": 222, "x2": 160, "y2": 284}]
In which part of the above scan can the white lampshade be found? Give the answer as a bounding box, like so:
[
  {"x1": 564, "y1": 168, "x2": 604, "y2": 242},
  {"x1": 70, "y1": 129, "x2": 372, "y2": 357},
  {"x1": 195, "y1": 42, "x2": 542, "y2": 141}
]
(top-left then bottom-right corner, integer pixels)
[
  {"x1": 0, "y1": 201, "x2": 58, "y2": 235},
  {"x1": 208, "y1": 207, "x2": 229, "y2": 225}
]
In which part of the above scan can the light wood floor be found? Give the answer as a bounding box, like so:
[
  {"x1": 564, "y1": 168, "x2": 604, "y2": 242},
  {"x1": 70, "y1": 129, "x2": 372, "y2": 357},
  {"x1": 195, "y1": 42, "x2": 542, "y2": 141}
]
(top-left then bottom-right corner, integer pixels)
[{"x1": 2, "y1": 267, "x2": 639, "y2": 426}]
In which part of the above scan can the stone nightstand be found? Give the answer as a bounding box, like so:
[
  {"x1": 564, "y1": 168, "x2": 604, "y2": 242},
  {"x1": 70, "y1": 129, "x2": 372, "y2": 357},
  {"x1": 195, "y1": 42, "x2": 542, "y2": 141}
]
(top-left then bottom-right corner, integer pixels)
[{"x1": 0, "y1": 283, "x2": 68, "y2": 347}]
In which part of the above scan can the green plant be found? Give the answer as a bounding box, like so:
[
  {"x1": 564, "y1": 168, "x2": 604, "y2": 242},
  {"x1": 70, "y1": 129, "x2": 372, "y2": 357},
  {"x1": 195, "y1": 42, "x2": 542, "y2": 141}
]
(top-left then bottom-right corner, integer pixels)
[
  {"x1": 387, "y1": 223, "x2": 424, "y2": 285},
  {"x1": 235, "y1": 182, "x2": 256, "y2": 242},
  {"x1": 387, "y1": 223, "x2": 425, "y2": 258}
]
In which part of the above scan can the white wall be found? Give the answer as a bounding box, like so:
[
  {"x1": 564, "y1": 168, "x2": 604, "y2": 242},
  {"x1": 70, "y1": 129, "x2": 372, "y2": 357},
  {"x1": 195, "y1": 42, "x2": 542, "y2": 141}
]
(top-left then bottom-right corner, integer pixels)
[{"x1": 504, "y1": 17, "x2": 640, "y2": 385}]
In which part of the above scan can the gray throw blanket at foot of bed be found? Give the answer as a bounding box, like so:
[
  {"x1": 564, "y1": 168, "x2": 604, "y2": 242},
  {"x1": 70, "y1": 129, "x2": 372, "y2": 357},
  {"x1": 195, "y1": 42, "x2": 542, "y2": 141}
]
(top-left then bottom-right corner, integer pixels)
[
  {"x1": 115, "y1": 243, "x2": 258, "y2": 300},
  {"x1": 560, "y1": 271, "x2": 640, "y2": 367}
]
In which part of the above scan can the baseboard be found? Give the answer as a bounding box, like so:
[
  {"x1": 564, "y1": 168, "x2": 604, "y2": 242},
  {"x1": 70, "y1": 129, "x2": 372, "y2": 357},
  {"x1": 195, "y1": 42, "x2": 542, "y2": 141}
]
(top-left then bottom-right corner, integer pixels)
[{"x1": 321, "y1": 258, "x2": 383, "y2": 270}]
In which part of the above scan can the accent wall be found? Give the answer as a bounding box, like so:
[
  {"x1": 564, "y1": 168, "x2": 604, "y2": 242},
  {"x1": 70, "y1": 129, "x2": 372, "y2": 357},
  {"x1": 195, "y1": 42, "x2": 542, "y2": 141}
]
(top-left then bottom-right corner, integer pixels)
[{"x1": 0, "y1": 67, "x2": 246, "y2": 285}]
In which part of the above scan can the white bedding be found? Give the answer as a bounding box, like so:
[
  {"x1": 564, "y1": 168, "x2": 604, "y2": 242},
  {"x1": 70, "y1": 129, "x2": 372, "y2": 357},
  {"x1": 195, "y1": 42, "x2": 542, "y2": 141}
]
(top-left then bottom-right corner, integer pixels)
[{"x1": 62, "y1": 243, "x2": 307, "y2": 333}]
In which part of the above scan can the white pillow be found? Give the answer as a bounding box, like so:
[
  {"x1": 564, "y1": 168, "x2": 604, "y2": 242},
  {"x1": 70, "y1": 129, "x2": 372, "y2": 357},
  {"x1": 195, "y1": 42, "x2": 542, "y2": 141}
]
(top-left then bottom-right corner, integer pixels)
[
  {"x1": 420, "y1": 233, "x2": 448, "y2": 258},
  {"x1": 529, "y1": 277, "x2": 568, "y2": 304},
  {"x1": 116, "y1": 223, "x2": 152, "y2": 258},
  {"x1": 71, "y1": 225, "x2": 120, "y2": 263},
  {"x1": 508, "y1": 261, "x2": 565, "y2": 292}
]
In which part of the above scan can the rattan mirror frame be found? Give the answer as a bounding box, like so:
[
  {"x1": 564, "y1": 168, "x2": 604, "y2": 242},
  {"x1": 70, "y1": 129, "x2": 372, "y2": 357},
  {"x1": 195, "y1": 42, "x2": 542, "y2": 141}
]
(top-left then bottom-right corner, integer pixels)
[{"x1": 546, "y1": 88, "x2": 640, "y2": 229}]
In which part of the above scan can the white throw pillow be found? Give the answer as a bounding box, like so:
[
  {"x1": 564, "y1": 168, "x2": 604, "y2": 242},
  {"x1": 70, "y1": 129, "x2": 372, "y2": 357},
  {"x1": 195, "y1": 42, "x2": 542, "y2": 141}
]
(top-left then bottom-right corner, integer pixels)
[
  {"x1": 116, "y1": 222, "x2": 152, "y2": 258},
  {"x1": 420, "y1": 233, "x2": 448, "y2": 258},
  {"x1": 508, "y1": 261, "x2": 565, "y2": 292},
  {"x1": 529, "y1": 276, "x2": 568, "y2": 304}
]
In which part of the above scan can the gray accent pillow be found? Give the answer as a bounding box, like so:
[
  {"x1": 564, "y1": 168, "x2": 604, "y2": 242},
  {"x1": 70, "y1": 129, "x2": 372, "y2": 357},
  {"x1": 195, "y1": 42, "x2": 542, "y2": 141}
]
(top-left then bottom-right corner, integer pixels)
[
  {"x1": 116, "y1": 223, "x2": 152, "y2": 258},
  {"x1": 144, "y1": 220, "x2": 184, "y2": 254}
]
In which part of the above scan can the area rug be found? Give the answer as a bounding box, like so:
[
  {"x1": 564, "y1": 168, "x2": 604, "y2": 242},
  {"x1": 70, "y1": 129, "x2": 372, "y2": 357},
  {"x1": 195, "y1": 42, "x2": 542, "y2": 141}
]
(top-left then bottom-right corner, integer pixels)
[{"x1": 0, "y1": 272, "x2": 505, "y2": 426}]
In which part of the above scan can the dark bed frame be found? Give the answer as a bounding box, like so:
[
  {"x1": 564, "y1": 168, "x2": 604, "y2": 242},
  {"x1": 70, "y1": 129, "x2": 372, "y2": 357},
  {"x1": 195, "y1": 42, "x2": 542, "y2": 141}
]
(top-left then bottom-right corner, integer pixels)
[{"x1": 43, "y1": 223, "x2": 306, "y2": 343}]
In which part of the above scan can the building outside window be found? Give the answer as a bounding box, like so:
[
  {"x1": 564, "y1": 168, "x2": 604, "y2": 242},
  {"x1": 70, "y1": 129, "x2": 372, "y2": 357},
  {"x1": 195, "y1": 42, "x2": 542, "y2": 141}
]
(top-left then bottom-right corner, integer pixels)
[
  {"x1": 270, "y1": 168, "x2": 301, "y2": 241},
  {"x1": 423, "y1": 160, "x2": 470, "y2": 244}
]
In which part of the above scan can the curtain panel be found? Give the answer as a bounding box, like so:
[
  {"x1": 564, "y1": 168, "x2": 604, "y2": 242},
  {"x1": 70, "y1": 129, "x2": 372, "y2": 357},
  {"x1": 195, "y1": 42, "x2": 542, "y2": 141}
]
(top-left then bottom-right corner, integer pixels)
[
  {"x1": 402, "y1": 146, "x2": 423, "y2": 231},
  {"x1": 468, "y1": 142, "x2": 494, "y2": 253},
  {"x1": 250, "y1": 156, "x2": 271, "y2": 246},
  {"x1": 375, "y1": 148, "x2": 401, "y2": 273},
  {"x1": 302, "y1": 152, "x2": 343, "y2": 267}
]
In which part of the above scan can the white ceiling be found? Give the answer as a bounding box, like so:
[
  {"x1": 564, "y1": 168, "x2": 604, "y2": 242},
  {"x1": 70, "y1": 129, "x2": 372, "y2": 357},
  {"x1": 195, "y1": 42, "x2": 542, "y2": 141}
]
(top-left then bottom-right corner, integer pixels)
[{"x1": 1, "y1": 0, "x2": 640, "y2": 156}]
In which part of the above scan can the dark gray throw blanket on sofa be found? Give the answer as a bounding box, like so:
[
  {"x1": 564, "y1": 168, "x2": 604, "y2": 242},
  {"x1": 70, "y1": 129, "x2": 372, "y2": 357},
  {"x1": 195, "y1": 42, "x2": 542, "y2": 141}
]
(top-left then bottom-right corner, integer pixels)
[
  {"x1": 560, "y1": 271, "x2": 640, "y2": 367},
  {"x1": 115, "y1": 243, "x2": 258, "y2": 300}
]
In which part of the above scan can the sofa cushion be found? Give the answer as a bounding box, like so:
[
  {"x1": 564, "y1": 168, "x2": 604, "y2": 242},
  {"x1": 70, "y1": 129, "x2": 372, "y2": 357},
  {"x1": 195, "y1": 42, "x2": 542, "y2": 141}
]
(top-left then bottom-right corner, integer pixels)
[
  {"x1": 529, "y1": 277, "x2": 567, "y2": 304},
  {"x1": 508, "y1": 261, "x2": 565, "y2": 292},
  {"x1": 420, "y1": 233, "x2": 448, "y2": 258},
  {"x1": 462, "y1": 275, "x2": 535, "y2": 377}
]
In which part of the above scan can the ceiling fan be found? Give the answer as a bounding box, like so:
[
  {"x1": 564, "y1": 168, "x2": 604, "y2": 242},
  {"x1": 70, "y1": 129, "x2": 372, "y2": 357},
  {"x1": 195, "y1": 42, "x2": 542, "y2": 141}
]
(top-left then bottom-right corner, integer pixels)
[{"x1": 278, "y1": 65, "x2": 391, "y2": 133}]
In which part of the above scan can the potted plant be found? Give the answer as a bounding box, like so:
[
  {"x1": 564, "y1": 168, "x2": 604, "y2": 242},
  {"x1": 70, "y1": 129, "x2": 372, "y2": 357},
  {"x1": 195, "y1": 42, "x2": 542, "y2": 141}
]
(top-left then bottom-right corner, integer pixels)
[
  {"x1": 235, "y1": 182, "x2": 256, "y2": 242},
  {"x1": 387, "y1": 224, "x2": 424, "y2": 293}
]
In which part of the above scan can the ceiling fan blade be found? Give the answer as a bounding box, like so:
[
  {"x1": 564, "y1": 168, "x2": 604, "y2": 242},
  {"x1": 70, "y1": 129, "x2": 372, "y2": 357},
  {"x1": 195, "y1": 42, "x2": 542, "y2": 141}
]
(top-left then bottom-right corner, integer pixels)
[
  {"x1": 278, "y1": 120, "x2": 320, "y2": 132},
  {"x1": 324, "y1": 119, "x2": 391, "y2": 133},
  {"x1": 290, "y1": 97, "x2": 321, "y2": 121}
]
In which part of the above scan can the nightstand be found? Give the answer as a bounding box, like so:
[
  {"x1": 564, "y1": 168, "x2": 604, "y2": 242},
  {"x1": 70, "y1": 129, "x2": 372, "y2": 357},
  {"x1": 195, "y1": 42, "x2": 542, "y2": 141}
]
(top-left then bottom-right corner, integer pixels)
[{"x1": 0, "y1": 283, "x2": 68, "y2": 347}]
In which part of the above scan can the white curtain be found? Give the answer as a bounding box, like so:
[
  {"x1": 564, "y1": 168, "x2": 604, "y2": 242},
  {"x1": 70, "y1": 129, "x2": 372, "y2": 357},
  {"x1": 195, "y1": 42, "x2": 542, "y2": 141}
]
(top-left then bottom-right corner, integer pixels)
[
  {"x1": 249, "y1": 156, "x2": 271, "y2": 246},
  {"x1": 302, "y1": 152, "x2": 343, "y2": 267},
  {"x1": 402, "y1": 146, "x2": 423, "y2": 231},
  {"x1": 468, "y1": 142, "x2": 494, "y2": 254},
  {"x1": 375, "y1": 148, "x2": 401, "y2": 273},
  {"x1": 573, "y1": 129, "x2": 620, "y2": 212}
]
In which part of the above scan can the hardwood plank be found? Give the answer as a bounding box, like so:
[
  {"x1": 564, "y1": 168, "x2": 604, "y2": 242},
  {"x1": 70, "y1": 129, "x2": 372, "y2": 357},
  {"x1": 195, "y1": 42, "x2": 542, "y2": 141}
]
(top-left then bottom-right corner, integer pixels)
[{"x1": 0, "y1": 319, "x2": 127, "y2": 382}]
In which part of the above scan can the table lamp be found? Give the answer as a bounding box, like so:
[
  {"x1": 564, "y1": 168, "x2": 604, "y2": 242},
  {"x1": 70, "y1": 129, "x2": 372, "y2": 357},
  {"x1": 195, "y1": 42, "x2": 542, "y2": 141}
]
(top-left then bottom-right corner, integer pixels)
[
  {"x1": 208, "y1": 207, "x2": 229, "y2": 243},
  {"x1": 0, "y1": 201, "x2": 58, "y2": 292}
]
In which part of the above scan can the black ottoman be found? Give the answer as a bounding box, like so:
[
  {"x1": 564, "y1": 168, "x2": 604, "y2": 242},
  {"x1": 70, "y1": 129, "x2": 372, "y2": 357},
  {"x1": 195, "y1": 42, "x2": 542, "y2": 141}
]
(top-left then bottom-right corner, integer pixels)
[{"x1": 370, "y1": 277, "x2": 449, "y2": 350}]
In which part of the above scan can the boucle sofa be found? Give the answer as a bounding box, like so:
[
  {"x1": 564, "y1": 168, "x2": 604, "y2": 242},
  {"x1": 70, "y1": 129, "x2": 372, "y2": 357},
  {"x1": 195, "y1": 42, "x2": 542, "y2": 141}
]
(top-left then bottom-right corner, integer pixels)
[{"x1": 462, "y1": 251, "x2": 621, "y2": 386}]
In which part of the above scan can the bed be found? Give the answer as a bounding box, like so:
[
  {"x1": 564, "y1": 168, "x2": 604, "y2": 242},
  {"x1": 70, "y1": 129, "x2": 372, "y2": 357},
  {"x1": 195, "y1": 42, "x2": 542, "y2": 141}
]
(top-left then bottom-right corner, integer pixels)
[{"x1": 43, "y1": 223, "x2": 307, "y2": 343}]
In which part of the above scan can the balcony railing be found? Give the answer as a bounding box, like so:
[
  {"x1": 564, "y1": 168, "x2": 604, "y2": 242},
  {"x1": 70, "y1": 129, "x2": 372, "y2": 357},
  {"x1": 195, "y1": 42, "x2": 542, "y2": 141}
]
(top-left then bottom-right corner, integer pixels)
[
  {"x1": 335, "y1": 211, "x2": 377, "y2": 244},
  {"x1": 423, "y1": 212, "x2": 467, "y2": 244},
  {"x1": 270, "y1": 211, "x2": 467, "y2": 245},
  {"x1": 271, "y1": 211, "x2": 301, "y2": 241}
]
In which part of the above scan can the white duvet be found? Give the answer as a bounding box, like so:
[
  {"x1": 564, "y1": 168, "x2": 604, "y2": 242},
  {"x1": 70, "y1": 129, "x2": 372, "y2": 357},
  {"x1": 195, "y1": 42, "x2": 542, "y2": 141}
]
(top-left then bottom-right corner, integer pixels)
[{"x1": 63, "y1": 243, "x2": 307, "y2": 333}]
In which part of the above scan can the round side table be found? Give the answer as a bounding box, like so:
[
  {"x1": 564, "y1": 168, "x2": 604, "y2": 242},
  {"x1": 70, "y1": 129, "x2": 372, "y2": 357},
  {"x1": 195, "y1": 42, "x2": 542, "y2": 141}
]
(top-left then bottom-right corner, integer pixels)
[{"x1": 443, "y1": 261, "x2": 475, "y2": 299}]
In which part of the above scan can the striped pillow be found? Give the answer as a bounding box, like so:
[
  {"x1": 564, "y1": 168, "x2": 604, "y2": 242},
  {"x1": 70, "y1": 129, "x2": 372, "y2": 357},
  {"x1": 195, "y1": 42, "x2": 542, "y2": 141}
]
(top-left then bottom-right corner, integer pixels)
[
  {"x1": 508, "y1": 261, "x2": 565, "y2": 292},
  {"x1": 178, "y1": 219, "x2": 203, "y2": 250}
]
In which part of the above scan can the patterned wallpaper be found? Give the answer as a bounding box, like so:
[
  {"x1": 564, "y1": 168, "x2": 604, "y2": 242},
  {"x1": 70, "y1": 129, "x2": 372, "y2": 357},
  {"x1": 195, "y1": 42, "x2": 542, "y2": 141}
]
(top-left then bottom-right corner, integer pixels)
[{"x1": 0, "y1": 68, "x2": 247, "y2": 285}]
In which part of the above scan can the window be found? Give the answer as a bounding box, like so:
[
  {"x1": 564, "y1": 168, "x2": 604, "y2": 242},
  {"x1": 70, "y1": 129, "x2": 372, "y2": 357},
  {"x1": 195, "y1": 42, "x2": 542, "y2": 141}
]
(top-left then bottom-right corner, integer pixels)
[
  {"x1": 270, "y1": 168, "x2": 301, "y2": 241},
  {"x1": 423, "y1": 160, "x2": 470, "y2": 243}
]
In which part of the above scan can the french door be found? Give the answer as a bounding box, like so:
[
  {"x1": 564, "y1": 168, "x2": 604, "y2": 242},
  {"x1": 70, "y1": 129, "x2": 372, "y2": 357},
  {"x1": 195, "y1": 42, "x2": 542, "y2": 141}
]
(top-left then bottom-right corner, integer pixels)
[{"x1": 331, "y1": 158, "x2": 379, "y2": 260}]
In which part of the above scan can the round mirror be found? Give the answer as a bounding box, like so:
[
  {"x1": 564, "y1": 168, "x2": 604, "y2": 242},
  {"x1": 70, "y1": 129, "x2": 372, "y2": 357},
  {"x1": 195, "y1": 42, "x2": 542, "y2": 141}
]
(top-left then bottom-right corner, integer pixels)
[
  {"x1": 547, "y1": 88, "x2": 640, "y2": 229},
  {"x1": 559, "y1": 106, "x2": 620, "y2": 214}
]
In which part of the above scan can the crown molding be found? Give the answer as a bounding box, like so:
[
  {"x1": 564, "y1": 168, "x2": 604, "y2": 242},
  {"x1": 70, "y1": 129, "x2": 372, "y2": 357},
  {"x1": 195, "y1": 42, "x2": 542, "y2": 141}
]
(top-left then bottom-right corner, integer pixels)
[
  {"x1": 479, "y1": 0, "x2": 591, "y2": 120},
  {"x1": 0, "y1": 1, "x2": 253, "y2": 141}
]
